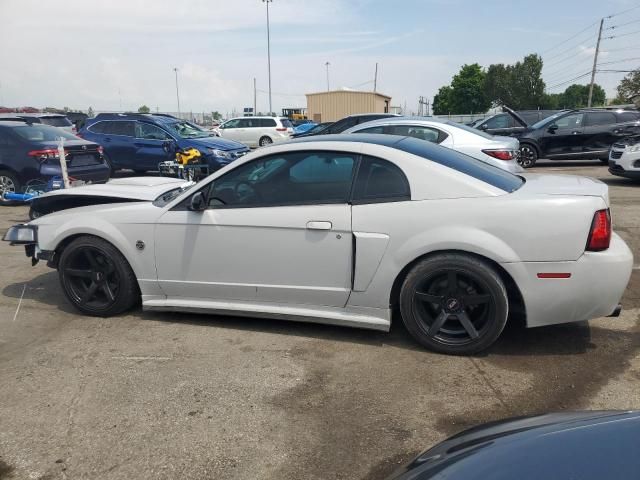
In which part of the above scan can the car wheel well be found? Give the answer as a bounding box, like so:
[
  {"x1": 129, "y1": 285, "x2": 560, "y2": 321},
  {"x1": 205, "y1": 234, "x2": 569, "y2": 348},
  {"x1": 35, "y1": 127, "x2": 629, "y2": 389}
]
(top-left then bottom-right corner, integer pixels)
[
  {"x1": 520, "y1": 141, "x2": 539, "y2": 155},
  {"x1": 389, "y1": 249, "x2": 526, "y2": 325}
]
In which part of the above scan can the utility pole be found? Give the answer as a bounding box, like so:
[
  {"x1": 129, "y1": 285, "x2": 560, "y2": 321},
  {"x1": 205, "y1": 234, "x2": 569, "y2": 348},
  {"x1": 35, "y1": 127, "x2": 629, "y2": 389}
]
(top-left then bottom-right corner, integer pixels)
[
  {"x1": 173, "y1": 67, "x2": 181, "y2": 118},
  {"x1": 374, "y1": 62, "x2": 378, "y2": 92},
  {"x1": 253, "y1": 77, "x2": 257, "y2": 116},
  {"x1": 587, "y1": 18, "x2": 604, "y2": 108},
  {"x1": 325, "y1": 62, "x2": 330, "y2": 91},
  {"x1": 263, "y1": 0, "x2": 273, "y2": 115}
]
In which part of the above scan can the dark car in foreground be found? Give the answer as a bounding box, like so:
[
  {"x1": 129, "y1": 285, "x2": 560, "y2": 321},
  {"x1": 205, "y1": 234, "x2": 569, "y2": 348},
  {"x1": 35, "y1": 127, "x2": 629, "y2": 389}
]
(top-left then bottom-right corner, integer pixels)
[
  {"x1": 79, "y1": 113, "x2": 249, "y2": 174},
  {"x1": 292, "y1": 113, "x2": 399, "y2": 138},
  {"x1": 0, "y1": 122, "x2": 110, "y2": 203},
  {"x1": 473, "y1": 108, "x2": 561, "y2": 137},
  {"x1": 386, "y1": 411, "x2": 640, "y2": 480},
  {"x1": 514, "y1": 109, "x2": 640, "y2": 167}
]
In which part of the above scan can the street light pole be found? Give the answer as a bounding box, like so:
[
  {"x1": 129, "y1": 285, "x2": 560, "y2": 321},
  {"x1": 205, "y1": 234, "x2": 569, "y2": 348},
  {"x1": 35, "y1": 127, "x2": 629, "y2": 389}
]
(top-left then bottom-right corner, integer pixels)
[
  {"x1": 325, "y1": 62, "x2": 330, "y2": 91},
  {"x1": 263, "y1": 0, "x2": 273, "y2": 116},
  {"x1": 173, "y1": 67, "x2": 181, "y2": 118}
]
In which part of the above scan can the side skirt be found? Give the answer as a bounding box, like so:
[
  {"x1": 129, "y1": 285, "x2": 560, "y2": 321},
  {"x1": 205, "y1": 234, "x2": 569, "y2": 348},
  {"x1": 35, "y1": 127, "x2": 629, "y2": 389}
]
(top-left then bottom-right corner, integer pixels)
[{"x1": 143, "y1": 298, "x2": 391, "y2": 332}]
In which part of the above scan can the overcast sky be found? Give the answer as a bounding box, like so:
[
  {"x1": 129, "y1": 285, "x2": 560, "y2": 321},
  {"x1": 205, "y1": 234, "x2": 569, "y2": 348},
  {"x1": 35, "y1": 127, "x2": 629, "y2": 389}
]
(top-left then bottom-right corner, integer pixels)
[{"x1": 1, "y1": 0, "x2": 638, "y2": 115}]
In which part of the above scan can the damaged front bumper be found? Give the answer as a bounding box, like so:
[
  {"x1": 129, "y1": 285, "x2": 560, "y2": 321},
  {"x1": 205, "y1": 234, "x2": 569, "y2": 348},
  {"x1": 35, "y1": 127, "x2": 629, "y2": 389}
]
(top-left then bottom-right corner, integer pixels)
[{"x1": 2, "y1": 224, "x2": 52, "y2": 266}]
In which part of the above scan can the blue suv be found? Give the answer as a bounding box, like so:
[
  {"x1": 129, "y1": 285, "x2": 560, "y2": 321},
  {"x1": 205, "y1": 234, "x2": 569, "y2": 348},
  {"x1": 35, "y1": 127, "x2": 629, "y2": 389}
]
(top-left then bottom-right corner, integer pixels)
[{"x1": 79, "y1": 113, "x2": 250, "y2": 174}]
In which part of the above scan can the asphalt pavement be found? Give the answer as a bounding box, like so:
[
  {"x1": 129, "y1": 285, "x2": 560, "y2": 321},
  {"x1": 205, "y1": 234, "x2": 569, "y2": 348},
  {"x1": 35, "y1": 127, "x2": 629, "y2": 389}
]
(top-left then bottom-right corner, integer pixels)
[{"x1": 0, "y1": 159, "x2": 638, "y2": 480}]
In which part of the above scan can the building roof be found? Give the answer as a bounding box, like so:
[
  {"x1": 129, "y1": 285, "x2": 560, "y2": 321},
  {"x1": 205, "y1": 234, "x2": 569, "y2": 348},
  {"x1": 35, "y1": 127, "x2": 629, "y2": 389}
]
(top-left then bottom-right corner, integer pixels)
[{"x1": 305, "y1": 89, "x2": 391, "y2": 100}]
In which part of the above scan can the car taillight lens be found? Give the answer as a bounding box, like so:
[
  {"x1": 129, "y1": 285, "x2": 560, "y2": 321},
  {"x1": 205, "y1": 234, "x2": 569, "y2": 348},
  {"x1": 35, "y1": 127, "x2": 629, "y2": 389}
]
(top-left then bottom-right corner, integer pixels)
[
  {"x1": 276, "y1": 127, "x2": 287, "y2": 131},
  {"x1": 97, "y1": 146, "x2": 103, "y2": 155},
  {"x1": 482, "y1": 149, "x2": 515, "y2": 160},
  {"x1": 586, "y1": 209, "x2": 611, "y2": 251},
  {"x1": 28, "y1": 149, "x2": 59, "y2": 163}
]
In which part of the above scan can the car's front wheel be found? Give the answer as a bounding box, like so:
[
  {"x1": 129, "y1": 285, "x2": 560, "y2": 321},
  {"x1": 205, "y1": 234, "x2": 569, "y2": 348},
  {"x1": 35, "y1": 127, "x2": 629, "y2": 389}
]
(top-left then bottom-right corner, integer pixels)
[
  {"x1": 0, "y1": 170, "x2": 20, "y2": 205},
  {"x1": 58, "y1": 236, "x2": 139, "y2": 317},
  {"x1": 399, "y1": 253, "x2": 509, "y2": 355},
  {"x1": 518, "y1": 144, "x2": 538, "y2": 168}
]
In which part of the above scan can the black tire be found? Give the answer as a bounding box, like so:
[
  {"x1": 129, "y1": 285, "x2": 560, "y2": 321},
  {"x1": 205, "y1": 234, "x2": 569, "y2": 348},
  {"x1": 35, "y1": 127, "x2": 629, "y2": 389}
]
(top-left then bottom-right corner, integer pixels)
[
  {"x1": 0, "y1": 170, "x2": 21, "y2": 205},
  {"x1": 28, "y1": 206, "x2": 43, "y2": 220},
  {"x1": 103, "y1": 153, "x2": 116, "y2": 176},
  {"x1": 258, "y1": 136, "x2": 273, "y2": 147},
  {"x1": 399, "y1": 253, "x2": 509, "y2": 355},
  {"x1": 518, "y1": 144, "x2": 538, "y2": 168},
  {"x1": 58, "y1": 236, "x2": 139, "y2": 317}
]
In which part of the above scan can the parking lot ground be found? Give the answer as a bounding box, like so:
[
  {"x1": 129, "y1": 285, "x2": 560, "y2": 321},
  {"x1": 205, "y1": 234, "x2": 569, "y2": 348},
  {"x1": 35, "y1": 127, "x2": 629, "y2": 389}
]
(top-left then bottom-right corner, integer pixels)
[{"x1": 0, "y1": 159, "x2": 638, "y2": 480}]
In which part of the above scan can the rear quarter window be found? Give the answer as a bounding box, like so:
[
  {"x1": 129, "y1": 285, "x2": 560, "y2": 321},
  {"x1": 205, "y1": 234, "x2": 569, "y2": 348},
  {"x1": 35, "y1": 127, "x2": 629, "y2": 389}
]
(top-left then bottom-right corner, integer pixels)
[
  {"x1": 394, "y1": 136, "x2": 524, "y2": 193},
  {"x1": 40, "y1": 116, "x2": 72, "y2": 127}
]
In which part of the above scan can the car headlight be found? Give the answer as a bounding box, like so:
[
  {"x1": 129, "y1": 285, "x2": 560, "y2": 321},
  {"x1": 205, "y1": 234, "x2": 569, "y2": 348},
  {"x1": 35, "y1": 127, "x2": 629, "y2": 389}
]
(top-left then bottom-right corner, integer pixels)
[
  {"x1": 628, "y1": 145, "x2": 640, "y2": 153},
  {"x1": 3, "y1": 224, "x2": 37, "y2": 244},
  {"x1": 210, "y1": 149, "x2": 233, "y2": 160}
]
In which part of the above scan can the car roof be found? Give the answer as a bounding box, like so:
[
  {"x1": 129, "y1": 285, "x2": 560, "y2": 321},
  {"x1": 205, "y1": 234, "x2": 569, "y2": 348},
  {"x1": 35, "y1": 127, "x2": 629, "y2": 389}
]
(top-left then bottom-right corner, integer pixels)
[
  {"x1": 91, "y1": 113, "x2": 179, "y2": 123},
  {"x1": 0, "y1": 121, "x2": 32, "y2": 127},
  {"x1": 288, "y1": 133, "x2": 408, "y2": 148},
  {"x1": 0, "y1": 112, "x2": 66, "y2": 118}
]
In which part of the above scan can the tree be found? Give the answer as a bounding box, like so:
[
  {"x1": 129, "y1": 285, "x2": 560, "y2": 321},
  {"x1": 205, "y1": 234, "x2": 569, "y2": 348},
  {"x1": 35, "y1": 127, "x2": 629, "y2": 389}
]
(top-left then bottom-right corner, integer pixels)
[
  {"x1": 138, "y1": 105, "x2": 150, "y2": 113},
  {"x1": 485, "y1": 54, "x2": 545, "y2": 109},
  {"x1": 87, "y1": 106, "x2": 94, "y2": 117},
  {"x1": 432, "y1": 85, "x2": 454, "y2": 115},
  {"x1": 614, "y1": 69, "x2": 640, "y2": 103},
  {"x1": 558, "y1": 84, "x2": 606, "y2": 108},
  {"x1": 211, "y1": 111, "x2": 223, "y2": 121}
]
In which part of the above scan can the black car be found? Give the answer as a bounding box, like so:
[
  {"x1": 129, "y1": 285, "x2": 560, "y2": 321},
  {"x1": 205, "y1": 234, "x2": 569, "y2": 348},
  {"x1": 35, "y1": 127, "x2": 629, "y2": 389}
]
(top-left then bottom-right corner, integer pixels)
[
  {"x1": 513, "y1": 108, "x2": 640, "y2": 167},
  {"x1": 0, "y1": 121, "x2": 110, "y2": 203},
  {"x1": 474, "y1": 108, "x2": 561, "y2": 136},
  {"x1": 386, "y1": 411, "x2": 640, "y2": 480},
  {"x1": 293, "y1": 113, "x2": 399, "y2": 138}
]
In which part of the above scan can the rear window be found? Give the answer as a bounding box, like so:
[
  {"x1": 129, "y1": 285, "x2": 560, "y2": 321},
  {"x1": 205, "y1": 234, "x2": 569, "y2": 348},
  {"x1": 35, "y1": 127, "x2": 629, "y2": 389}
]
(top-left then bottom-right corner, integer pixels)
[
  {"x1": 279, "y1": 118, "x2": 293, "y2": 128},
  {"x1": 260, "y1": 118, "x2": 277, "y2": 127},
  {"x1": 12, "y1": 124, "x2": 79, "y2": 142},
  {"x1": 393, "y1": 136, "x2": 524, "y2": 193},
  {"x1": 40, "y1": 116, "x2": 72, "y2": 127},
  {"x1": 448, "y1": 120, "x2": 494, "y2": 139},
  {"x1": 618, "y1": 112, "x2": 640, "y2": 123}
]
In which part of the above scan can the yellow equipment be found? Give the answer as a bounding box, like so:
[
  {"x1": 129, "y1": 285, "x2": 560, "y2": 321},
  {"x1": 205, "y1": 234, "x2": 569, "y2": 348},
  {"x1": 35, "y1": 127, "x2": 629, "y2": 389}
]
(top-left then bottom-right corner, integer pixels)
[{"x1": 176, "y1": 147, "x2": 202, "y2": 165}]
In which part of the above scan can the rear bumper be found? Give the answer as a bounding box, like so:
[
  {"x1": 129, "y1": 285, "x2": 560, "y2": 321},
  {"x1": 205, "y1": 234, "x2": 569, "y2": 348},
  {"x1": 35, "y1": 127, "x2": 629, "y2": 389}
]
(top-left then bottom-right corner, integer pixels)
[
  {"x1": 502, "y1": 233, "x2": 633, "y2": 328},
  {"x1": 40, "y1": 163, "x2": 111, "y2": 184}
]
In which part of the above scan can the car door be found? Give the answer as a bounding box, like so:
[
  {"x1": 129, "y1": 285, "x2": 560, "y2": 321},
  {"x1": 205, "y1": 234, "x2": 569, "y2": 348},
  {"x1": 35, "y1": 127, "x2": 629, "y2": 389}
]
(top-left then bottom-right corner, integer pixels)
[
  {"x1": 154, "y1": 150, "x2": 356, "y2": 307},
  {"x1": 478, "y1": 114, "x2": 513, "y2": 136},
  {"x1": 133, "y1": 122, "x2": 174, "y2": 170},
  {"x1": 582, "y1": 112, "x2": 618, "y2": 158},
  {"x1": 218, "y1": 119, "x2": 242, "y2": 143},
  {"x1": 100, "y1": 121, "x2": 136, "y2": 168},
  {"x1": 540, "y1": 112, "x2": 584, "y2": 157}
]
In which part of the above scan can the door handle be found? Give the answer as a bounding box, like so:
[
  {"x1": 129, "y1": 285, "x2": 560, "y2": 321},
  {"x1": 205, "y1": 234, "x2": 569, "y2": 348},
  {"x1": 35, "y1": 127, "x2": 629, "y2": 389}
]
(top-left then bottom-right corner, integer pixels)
[{"x1": 306, "y1": 221, "x2": 332, "y2": 230}]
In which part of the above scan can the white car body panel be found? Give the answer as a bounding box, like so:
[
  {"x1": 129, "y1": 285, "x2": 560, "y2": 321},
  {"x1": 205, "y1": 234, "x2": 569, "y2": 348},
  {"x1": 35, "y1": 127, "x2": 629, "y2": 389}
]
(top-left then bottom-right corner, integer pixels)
[
  {"x1": 216, "y1": 116, "x2": 292, "y2": 147},
  {"x1": 27, "y1": 137, "x2": 632, "y2": 334},
  {"x1": 609, "y1": 139, "x2": 640, "y2": 179}
]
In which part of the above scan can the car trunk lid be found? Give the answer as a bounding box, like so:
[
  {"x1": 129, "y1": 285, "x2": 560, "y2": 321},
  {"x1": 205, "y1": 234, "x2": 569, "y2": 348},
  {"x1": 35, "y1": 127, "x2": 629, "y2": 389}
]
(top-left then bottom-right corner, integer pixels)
[
  {"x1": 518, "y1": 173, "x2": 610, "y2": 206},
  {"x1": 37, "y1": 140, "x2": 103, "y2": 167}
]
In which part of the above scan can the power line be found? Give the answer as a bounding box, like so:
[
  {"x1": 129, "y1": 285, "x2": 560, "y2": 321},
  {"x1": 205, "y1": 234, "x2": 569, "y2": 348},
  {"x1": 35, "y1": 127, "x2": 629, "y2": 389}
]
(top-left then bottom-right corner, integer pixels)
[
  {"x1": 543, "y1": 44, "x2": 596, "y2": 70},
  {"x1": 546, "y1": 71, "x2": 592, "y2": 91},
  {"x1": 597, "y1": 56, "x2": 640, "y2": 66},
  {"x1": 540, "y1": 21, "x2": 599, "y2": 54},
  {"x1": 605, "y1": 17, "x2": 640, "y2": 30},
  {"x1": 544, "y1": 55, "x2": 593, "y2": 78},
  {"x1": 544, "y1": 38, "x2": 597, "y2": 63},
  {"x1": 607, "y1": 3, "x2": 640, "y2": 18},
  {"x1": 605, "y1": 28, "x2": 640, "y2": 39}
]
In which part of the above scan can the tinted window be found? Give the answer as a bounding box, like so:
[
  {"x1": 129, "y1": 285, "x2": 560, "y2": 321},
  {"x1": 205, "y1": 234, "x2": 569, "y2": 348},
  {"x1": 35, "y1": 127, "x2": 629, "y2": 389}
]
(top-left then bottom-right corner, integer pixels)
[
  {"x1": 88, "y1": 121, "x2": 108, "y2": 134},
  {"x1": 12, "y1": 124, "x2": 79, "y2": 142},
  {"x1": 40, "y1": 116, "x2": 72, "y2": 127},
  {"x1": 280, "y1": 118, "x2": 293, "y2": 128},
  {"x1": 357, "y1": 126, "x2": 385, "y2": 134},
  {"x1": 136, "y1": 122, "x2": 172, "y2": 140},
  {"x1": 223, "y1": 119, "x2": 241, "y2": 129},
  {"x1": 102, "y1": 121, "x2": 135, "y2": 136},
  {"x1": 353, "y1": 156, "x2": 410, "y2": 203},
  {"x1": 259, "y1": 118, "x2": 277, "y2": 127},
  {"x1": 554, "y1": 113, "x2": 584, "y2": 129},
  {"x1": 206, "y1": 151, "x2": 356, "y2": 207},
  {"x1": 393, "y1": 136, "x2": 524, "y2": 193},
  {"x1": 484, "y1": 114, "x2": 512, "y2": 129},
  {"x1": 618, "y1": 112, "x2": 640, "y2": 122},
  {"x1": 386, "y1": 125, "x2": 446, "y2": 143},
  {"x1": 327, "y1": 117, "x2": 357, "y2": 133},
  {"x1": 237, "y1": 118, "x2": 255, "y2": 128},
  {"x1": 586, "y1": 112, "x2": 617, "y2": 126},
  {"x1": 448, "y1": 121, "x2": 494, "y2": 139}
]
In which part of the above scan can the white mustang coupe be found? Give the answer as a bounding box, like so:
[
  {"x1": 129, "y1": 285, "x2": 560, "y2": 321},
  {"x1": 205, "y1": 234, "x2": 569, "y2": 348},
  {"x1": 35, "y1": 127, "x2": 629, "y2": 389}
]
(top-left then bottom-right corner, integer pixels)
[{"x1": 4, "y1": 135, "x2": 633, "y2": 355}]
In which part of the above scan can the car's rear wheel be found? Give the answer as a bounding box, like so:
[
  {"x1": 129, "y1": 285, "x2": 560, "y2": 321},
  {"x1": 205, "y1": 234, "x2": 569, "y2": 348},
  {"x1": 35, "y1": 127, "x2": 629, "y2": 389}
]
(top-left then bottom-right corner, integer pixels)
[
  {"x1": 103, "y1": 153, "x2": 116, "y2": 176},
  {"x1": 259, "y1": 136, "x2": 273, "y2": 147},
  {"x1": 399, "y1": 253, "x2": 508, "y2": 355},
  {"x1": 58, "y1": 236, "x2": 139, "y2": 317},
  {"x1": 0, "y1": 171, "x2": 20, "y2": 205},
  {"x1": 518, "y1": 144, "x2": 538, "y2": 168}
]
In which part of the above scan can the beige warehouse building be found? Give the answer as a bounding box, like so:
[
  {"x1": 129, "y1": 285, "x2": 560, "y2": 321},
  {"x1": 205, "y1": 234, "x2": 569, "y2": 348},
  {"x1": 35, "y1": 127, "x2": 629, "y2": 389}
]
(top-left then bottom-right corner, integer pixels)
[{"x1": 306, "y1": 90, "x2": 392, "y2": 123}]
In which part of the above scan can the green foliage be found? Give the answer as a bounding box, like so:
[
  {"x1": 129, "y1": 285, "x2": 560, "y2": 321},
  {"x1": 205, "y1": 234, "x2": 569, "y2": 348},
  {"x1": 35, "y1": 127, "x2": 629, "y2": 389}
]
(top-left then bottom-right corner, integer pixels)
[
  {"x1": 432, "y1": 64, "x2": 490, "y2": 115},
  {"x1": 615, "y1": 70, "x2": 640, "y2": 102},
  {"x1": 211, "y1": 111, "x2": 223, "y2": 120},
  {"x1": 484, "y1": 54, "x2": 545, "y2": 109},
  {"x1": 137, "y1": 105, "x2": 150, "y2": 113},
  {"x1": 87, "y1": 106, "x2": 94, "y2": 117},
  {"x1": 540, "y1": 84, "x2": 606, "y2": 109}
]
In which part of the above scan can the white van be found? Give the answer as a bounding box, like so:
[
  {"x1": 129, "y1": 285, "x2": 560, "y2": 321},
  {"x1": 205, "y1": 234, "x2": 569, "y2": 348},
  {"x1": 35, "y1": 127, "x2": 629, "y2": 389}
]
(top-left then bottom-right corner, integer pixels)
[{"x1": 216, "y1": 116, "x2": 293, "y2": 147}]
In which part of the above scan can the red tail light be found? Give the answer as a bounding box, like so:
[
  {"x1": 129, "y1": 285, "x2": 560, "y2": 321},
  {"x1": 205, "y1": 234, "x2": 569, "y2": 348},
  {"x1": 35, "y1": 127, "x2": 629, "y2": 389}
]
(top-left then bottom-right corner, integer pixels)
[
  {"x1": 482, "y1": 149, "x2": 515, "y2": 160},
  {"x1": 97, "y1": 146, "x2": 104, "y2": 155},
  {"x1": 586, "y1": 209, "x2": 611, "y2": 251},
  {"x1": 76, "y1": 133, "x2": 84, "y2": 139},
  {"x1": 28, "y1": 149, "x2": 59, "y2": 163},
  {"x1": 276, "y1": 127, "x2": 287, "y2": 131}
]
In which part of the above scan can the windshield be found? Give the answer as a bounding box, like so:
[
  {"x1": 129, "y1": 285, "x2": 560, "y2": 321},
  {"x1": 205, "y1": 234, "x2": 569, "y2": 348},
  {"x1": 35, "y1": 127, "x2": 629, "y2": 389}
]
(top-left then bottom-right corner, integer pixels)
[
  {"x1": 165, "y1": 121, "x2": 210, "y2": 139},
  {"x1": 447, "y1": 120, "x2": 494, "y2": 139},
  {"x1": 153, "y1": 183, "x2": 196, "y2": 207},
  {"x1": 40, "y1": 116, "x2": 72, "y2": 127},
  {"x1": 531, "y1": 111, "x2": 568, "y2": 130},
  {"x1": 309, "y1": 123, "x2": 332, "y2": 134},
  {"x1": 12, "y1": 124, "x2": 79, "y2": 141}
]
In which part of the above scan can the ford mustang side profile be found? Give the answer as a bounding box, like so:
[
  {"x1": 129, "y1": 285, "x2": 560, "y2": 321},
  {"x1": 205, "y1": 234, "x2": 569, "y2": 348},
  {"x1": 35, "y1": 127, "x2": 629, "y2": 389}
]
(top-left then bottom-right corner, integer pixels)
[{"x1": 3, "y1": 134, "x2": 633, "y2": 354}]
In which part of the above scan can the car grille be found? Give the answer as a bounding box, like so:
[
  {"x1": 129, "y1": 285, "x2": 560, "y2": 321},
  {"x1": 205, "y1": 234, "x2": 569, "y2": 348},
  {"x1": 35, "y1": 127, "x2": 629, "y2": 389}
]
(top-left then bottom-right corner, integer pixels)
[
  {"x1": 609, "y1": 163, "x2": 624, "y2": 172},
  {"x1": 610, "y1": 150, "x2": 623, "y2": 160},
  {"x1": 612, "y1": 143, "x2": 626, "y2": 150}
]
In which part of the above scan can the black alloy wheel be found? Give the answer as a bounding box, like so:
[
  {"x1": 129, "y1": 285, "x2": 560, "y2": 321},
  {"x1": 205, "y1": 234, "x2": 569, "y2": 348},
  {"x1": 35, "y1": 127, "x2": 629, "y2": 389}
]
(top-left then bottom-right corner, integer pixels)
[
  {"x1": 259, "y1": 136, "x2": 273, "y2": 147},
  {"x1": 400, "y1": 254, "x2": 508, "y2": 355},
  {"x1": 58, "y1": 236, "x2": 138, "y2": 316},
  {"x1": 518, "y1": 144, "x2": 538, "y2": 168}
]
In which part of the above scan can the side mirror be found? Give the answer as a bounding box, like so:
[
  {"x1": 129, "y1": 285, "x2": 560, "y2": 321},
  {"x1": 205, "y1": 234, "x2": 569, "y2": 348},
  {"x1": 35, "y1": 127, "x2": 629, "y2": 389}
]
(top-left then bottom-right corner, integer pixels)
[
  {"x1": 189, "y1": 191, "x2": 207, "y2": 211},
  {"x1": 548, "y1": 124, "x2": 558, "y2": 133},
  {"x1": 479, "y1": 124, "x2": 488, "y2": 130},
  {"x1": 162, "y1": 140, "x2": 176, "y2": 153}
]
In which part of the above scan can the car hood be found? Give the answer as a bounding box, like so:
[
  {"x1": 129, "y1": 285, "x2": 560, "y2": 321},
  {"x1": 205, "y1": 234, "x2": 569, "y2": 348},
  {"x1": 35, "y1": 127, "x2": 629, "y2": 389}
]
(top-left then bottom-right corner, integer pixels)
[
  {"x1": 35, "y1": 177, "x2": 191, "y2": 201},
  {"x1": 518, "y1": 173, "x2": 609, "y2": 205},
  {"x1": 31, "y1": 200, "x2": 166, "y2": 226},
  {"x1": 386, "y1": 411, "x2": 640, "y2": 480},
  {"x1": 503, "y1": 106, "x2": 529, "y2": 127},
  {"x1": 185, "y1": 136, "x2": 247, "y2": 151}
]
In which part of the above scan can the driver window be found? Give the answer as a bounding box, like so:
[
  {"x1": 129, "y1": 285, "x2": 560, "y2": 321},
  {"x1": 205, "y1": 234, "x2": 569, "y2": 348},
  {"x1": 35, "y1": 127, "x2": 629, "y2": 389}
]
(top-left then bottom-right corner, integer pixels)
[
  {"x1": 136, "y1": 123, "x2": 171, "y2": 140},
  {"x1": 206, "y1": 151, "x2": 356, "y2": 208},
  {"x1": 223, "y1": 119, "x2": 240, "y2": 129},
  {"x1": 555, "y1": 113, "x2": 584, "y2": 129}
]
